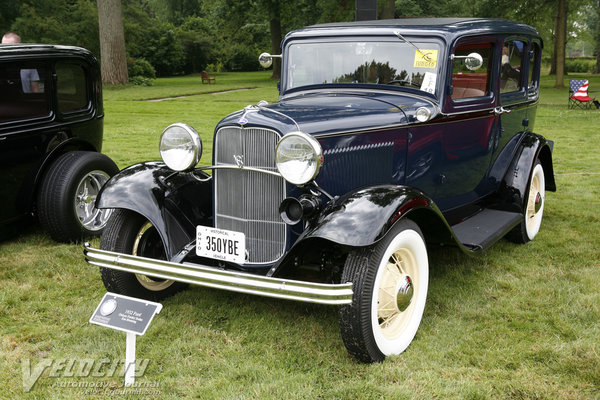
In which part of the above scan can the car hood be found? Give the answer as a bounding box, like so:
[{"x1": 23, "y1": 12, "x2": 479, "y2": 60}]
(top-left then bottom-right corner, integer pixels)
[{"x1": 218, "y1": 91, "x2": 437, "y2": 136}]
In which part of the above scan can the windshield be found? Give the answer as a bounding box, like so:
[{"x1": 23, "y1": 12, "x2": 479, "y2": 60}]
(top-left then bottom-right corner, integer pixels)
[{"x1": 286, "y1": 40, "x2": 442, "y2": 94}]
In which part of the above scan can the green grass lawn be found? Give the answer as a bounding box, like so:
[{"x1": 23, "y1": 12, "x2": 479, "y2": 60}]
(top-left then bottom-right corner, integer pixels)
[{"x1": 1, "y1": 71, "x2": 599, "y2": 399}]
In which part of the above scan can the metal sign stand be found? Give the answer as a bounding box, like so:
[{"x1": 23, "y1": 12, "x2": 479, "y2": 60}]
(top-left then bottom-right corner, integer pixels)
[
  {"x1": 125, "y1": 332, "x2": 137, "y2": 386},
  {"x1": 90, "y1": 292, "x2": 162, "y2": 387}
]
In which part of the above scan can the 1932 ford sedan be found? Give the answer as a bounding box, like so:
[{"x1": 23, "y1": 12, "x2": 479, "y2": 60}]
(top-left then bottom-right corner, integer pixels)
[{"x1": 85, "y1": 18, "x2": 555, "y2": 363}]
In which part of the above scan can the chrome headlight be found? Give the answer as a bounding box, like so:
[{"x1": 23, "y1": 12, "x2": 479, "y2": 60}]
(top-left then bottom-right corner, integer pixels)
[
  {"x1": 275, "y1": 132, "x2": 323, "y2": 186},
  {"x1": 159, "y1": 123, "x2": 202, "y2": 171}
]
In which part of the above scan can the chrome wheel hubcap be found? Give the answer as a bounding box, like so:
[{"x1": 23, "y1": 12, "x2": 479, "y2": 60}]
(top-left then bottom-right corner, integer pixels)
[
  {"x1": 75, "y1": 170, "x2": 112, "y2": 231},
  {"x1": 396, "y1": 275, "x2": 413, "y2": 312}
]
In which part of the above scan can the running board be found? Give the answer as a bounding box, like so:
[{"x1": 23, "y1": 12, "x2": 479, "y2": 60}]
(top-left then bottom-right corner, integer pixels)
[
  {"x1": 452, "y1": 209, "x2": 522, "y2": 250},
  {"x1": 84, "y1": 244, "x2": 353, "y2": 305}
]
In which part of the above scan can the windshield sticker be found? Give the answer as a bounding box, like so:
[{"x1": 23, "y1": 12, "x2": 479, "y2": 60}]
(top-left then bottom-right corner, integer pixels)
[
  {"x1": 420, "y1": 72, "x2": 437, "y2": 94},
  {"x1": 414, "y1": 50, "x2": 438, "y2": 69}
]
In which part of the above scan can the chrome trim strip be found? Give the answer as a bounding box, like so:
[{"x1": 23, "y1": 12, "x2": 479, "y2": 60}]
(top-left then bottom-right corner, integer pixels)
[
  {"x1": 195, "y1": 164, "x2": 283, "y2": 178},
  {"x1": 313, "y1": 101, "x2": 540, "y2": 139},
  {"x1": 84, "y1": 244, "x2": 353, "y2": 305}
]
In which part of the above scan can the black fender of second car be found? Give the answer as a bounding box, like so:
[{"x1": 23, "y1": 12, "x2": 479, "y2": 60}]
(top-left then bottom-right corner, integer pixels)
[
  {"x1": 96, "y1": 162, "x2": 212, "y2": 259},
  {"x1": 298, "y1": 185, "x2": 452, "y2": 247}
]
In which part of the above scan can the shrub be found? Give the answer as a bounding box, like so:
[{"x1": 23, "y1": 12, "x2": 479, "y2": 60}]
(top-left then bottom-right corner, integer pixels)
[
  {"x1": 565, "y1": 58, "x2": 595, "y2": 73},
  {"x1": 128, "y1": 58, "x2": 156, "y2": 79},
  {"x1": 129, "y1": 76, "x2": 153, "y2": 86},
  {"x1": 223, "y1": 43, "x2": 261, "y2": 72},
  {"x1": 205, "y1": 62, "x2": 223, "y2": 73}
]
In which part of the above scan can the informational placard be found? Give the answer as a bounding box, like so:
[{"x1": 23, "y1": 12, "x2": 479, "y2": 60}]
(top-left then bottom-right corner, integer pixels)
[
  {"x1": 90, "y1": 293, "x2": 162, "y2": 386},
  {"x1": 90, "y1": 293, "x2": 162, "y2": 335}
]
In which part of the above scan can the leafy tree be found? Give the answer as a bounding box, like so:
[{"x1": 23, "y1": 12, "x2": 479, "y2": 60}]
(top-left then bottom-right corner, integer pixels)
[{"x1": 0, "y1": 2, "x2": 22, "y2": 34}]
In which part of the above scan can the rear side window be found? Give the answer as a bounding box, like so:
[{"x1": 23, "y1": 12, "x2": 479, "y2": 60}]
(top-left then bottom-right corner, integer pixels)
[
  {"x1": 528, "y1": 42, "x2": 541, "y2": 90},
  {"x1": 451, "y1": 42, "x2": 493, "y2": 100},
  {"x1": 500, "y1": 40, "x2": 525, "y2": 93},
  {"x1": 56, "y1": 62, "x2": 89, "y2": 113},
  {"x1": 0, "y1": 62, "x2": 50, "y2": 122}
]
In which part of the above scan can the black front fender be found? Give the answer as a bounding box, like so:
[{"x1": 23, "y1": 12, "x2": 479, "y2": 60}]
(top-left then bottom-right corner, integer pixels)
[
  {"x1": 268, "y1": 184, "x2": 454, "y2": 278},
  {"x1": 97, "y1": 162, "x2": 212, "y2": 259},
  {"x1": 302, "y1": 185, "x2": 443, "y2": 247}
]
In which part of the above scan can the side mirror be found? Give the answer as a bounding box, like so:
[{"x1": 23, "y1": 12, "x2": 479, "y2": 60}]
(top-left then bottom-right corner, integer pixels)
[
  {"x1": 451, "y1": 52, "x2": 483, "y2": 71},
  {"x1": 465, "y1": 53, "x2": 483, "y2": 71},
  {"x1": 258, "y1": 52, "x2": 282, "y2": 69}
]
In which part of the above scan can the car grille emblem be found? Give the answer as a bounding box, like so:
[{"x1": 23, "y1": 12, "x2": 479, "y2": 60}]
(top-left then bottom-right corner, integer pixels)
[{"x1": 233, "y1": 154, "x2": 245, "y2": 168}]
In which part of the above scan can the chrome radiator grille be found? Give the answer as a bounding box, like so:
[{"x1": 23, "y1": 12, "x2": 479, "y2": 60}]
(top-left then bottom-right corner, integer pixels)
[{"x1": 214, "y1": 127, "x2": 286, "y2": 264}]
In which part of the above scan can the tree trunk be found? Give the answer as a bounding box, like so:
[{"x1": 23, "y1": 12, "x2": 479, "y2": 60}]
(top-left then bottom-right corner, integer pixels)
[
  {"x1": 550, "y1": 10, "x2": 558, "y2": 75},
  {"x1": 97, "y1": 0, "x2": 128, "y2": 85},
  {"x1": 379, "y1": 0, "x2": 395, "y2": 19},
  {"x1": 554, "y1": 0, "x2": 566, "y2": 88}
]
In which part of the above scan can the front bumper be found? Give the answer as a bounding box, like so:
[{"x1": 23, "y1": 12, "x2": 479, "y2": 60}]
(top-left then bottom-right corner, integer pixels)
[{"x1": 84, "y1": 244, "x2": 353, "y2": 305}]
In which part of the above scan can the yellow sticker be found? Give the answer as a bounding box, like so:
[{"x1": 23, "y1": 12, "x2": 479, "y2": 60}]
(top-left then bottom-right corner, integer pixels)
[{"x1": 413, "y1": 50, "x2": 438, "y2": 69}]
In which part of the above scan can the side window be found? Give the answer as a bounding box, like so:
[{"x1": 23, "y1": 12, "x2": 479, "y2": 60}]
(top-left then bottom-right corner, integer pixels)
[
  {"x1": 0, "y1": 62, "x2": 50, "y2": 123},
  {"x1": 528, "y1": 42, "x2": 541, "y2": 90},
  {"x1": 451, "y1": 43, "x2": 493, "y2": 100},
  {"x1": 56, "y1": 63, "x2": 89, "y2": 113},
  {"x1": 500, "y1": 40, "x2": 524, "y2": 93}
]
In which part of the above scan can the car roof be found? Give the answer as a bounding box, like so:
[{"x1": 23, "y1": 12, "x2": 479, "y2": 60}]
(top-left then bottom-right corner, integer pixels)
[
  {"x1": 286, "y1": 18, "x2": 540, "y2": 42},
  {"x1": 0, "y1": 44, "x2": 96, "y2": 60}
]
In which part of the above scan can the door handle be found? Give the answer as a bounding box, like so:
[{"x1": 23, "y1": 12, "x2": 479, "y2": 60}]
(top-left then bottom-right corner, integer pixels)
[{"x1": 493, "y1": 106, "x2": 512, "y2": 115}]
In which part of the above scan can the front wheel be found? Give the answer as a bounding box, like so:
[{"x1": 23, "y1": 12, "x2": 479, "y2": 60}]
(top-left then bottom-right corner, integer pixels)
[
  {"x1": 338, "y1": 219, "x2": 429, "y2": 363},
  {"x1": 100, "y1": 209, "x2": 186, "y2": 301}
]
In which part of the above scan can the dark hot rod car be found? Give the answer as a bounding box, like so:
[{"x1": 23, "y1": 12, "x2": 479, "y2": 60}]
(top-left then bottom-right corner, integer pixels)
[
  {"x1": 85, "y1": 18, "x2": 555, "y2": 363},
  {"x1": 0, "y1": 44, "x2": 118, "y2": 242}
]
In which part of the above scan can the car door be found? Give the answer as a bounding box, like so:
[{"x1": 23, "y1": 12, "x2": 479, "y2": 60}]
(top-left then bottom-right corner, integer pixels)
[
  {"x1": 408, "y1": 37, "x2": 499, "y2": 213},
  {"x1": 494, "y1": 38, "x2": 528, "y2": 161},
  {"x1": 0, "y1": 59, "x2": 52, "y2": 224}
]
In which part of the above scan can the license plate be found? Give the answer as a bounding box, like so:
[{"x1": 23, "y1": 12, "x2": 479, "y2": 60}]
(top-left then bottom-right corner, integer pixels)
[{"x1": 196, "y1": 226, "x2": 246, "y2": 264}]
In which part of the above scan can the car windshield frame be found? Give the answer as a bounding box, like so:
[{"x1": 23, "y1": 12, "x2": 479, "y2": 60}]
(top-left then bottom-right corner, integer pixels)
[{"x1": 282, "y1": 36, "x2": 445, "y2": 96}]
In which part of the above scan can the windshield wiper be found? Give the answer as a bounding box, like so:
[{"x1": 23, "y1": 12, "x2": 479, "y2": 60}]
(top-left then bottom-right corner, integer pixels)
[{"x1": 392, "y1": 30, "x2": 432, "y2": 63}]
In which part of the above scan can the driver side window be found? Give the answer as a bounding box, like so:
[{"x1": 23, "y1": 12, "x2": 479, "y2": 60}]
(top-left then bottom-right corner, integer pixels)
[{"x1": 451, "y1": 42, "x2": 493, "y2": 100}]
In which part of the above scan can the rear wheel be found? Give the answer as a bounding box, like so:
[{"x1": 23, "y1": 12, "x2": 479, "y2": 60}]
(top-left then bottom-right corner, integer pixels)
[
  {"x1": 508, "y1": 160, "x2": 545, "y2": 243},
  {"x1": 338, "y1": 220, "x2": 429, "y2": 363},
  {"x1": 37, "y1": 151, "x2": 119, "y2": 242},
  {"x1": 100, "y1": 209, "x2": 186, "y2": 301}
]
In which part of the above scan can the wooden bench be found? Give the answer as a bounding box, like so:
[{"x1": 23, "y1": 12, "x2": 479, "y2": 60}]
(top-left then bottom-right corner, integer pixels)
[{"x1": 201, "y1": 71, "x2": 216, "y2": 84}]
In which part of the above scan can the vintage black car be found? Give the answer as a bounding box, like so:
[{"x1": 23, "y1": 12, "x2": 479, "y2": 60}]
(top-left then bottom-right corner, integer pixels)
[
  {"x1": 0, "y1": 44, "x2": 118, "y2": 242},
  {"x1": 85, "y1": 18, "x2": 555, "y2": 363}
]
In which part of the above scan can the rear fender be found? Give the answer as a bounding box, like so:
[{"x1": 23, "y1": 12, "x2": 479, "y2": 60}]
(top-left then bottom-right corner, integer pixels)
[
  {"x1": 494, "y1": 133, "x2": 556, "y2": 213},
  {"x1": 97, "y1": 162, "x2": 213, "y2": 259}
]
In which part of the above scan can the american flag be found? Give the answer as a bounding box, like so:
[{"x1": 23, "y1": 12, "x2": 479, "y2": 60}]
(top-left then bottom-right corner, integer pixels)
[{"x1": 570, "y1": 79, "x2": 595, "y2": 101}]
